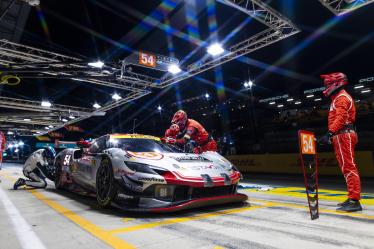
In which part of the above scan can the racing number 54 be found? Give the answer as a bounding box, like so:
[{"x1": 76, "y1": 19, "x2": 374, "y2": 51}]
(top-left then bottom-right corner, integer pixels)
[
  {"x1": 139, "y1": 52, "x2": 156, "y2": 68},
  {"x1": 302, "y1": 133, "x2": 315, "y2": 155}
]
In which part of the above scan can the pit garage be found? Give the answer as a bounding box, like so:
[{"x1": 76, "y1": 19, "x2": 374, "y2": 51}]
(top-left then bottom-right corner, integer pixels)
[{"x1": 1, "y1": 1, "x2": 374, "y2": 249}]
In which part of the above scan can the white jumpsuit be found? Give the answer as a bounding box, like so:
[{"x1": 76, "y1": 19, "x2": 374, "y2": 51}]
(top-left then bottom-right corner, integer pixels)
[{"x1": 23, "y1": 149, "x2": 48, "y2": 188}]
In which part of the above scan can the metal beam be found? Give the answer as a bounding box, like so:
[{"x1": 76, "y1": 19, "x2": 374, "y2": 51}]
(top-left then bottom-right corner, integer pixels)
[{"x1": 317, "y1": 0, "x2": 374, "y2": 15}]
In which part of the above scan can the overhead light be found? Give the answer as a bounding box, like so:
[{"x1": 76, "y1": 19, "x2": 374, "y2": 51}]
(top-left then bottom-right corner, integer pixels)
[
  {"x1": 361, "y1": 89, "x2": 371, "y2": 93},
  {"x1": 62, "y1": 118, "x2": 68, "y2": 122},
  {"x1": 295, "y1": 101, "x2": 302, "y2": 105},
  {"x1": 205, "y1": 93, "x2": 210, "y2": 99},
  {"x1": 14, "y1": 149, "x2": 19, "y2": 153},
  {"x1": 88, "y1": 60, "x2": 104, "y2": 68},
  {"x1": 69, "y1": 115, "x2": 75, "y2": 119},
  {"x1": 112, "y1": 93, "x2": 122, "y2": 101},
  {"x1": 18, "y1": 141, "x2": 24, "y2": 146},
  {"x1": 7, "y1": 131, "x2": 14, "y2": 135},
  {"x1": 287, "y1": 98, "x2": 294, "y2": 102},
  {"x1": 207, "y1": 43, "x2": 224, "y2": 56},
  {"x1": 157, "y1": 105, "x2": 162, "y2": 111},
  {"x1": 93, "y1": 103, "x2": 101, "y2": 109},
  {"x1": 354, "y1": 85, "x2": 364, "y2": 89},
  {"x1": 45, "y1": 127, "x2": 50, "y2": 130},
  {"x1": 314, "y1": 98, "x2": 322, "y2": 102},
  {"x1": 168, "y1": 64, "x2": 182, "y2": 74},
  {"x1": 277, "y1": 104, "x2": 284, "y2": 108},
  {"x1": 306, "y1": 94, "x2": 314, "y2": 98},
  {"x1": 269, "y1": 102, "x2": 276, "y2": 105},
  {"x1": 41, "y1": 101, "x2": 52, "y2": 107},
  {"x1": 36, "y1": 131, "x2": 42, "y2": 134},
  {"x1": 23, "y1": 118, "x2": 31, "y2": 121},
  {"x1": 244, "y1": 80, "x2": 254, "y2": 89},
  {"x1": 8, "y1": 144, "x2": 14, "y2": 148},
  {"x1": 48, "y1": 125, "x2": 53, "y2": 128}
]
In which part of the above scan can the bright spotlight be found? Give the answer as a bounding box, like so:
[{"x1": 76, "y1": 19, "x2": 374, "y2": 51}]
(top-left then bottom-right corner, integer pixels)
[
  {"x1": 7, "y1": 131, "x2": 14, "y2": 135},
  {"x1": 45, "y1": 127, "x2": 50, "y2": 130},
  {"x1": 14, "y1": 149, "x2": 19, "y2": 153},
  {"x1": 354, "y1": 85, "x2": 364, "y2": 89},
  {"x1": 9, "y1": 144, "x2": 14, "y2": 148},
  {"x1": 205, "y1": 93, "x2": 210, "y2": 99},
  {"x1": 41, "y1": 101, "x2": 52, "y2": 107},
  {"x1": 314, "y1": 98, "x2": 322, "y2": 102},
  {"x1": 23, "y1": 118, "x2": 31, "y2": 121},
  {"x1": 69, "y1": 115, "x2": 75, "y2": 119},
  {"x1": 207, "y1": 43, "x2": 224, "y2": 56},
  {"x1": 248, "y1": 80, "x2": 254, "y2": 88},
  {"x1": 48, "y1": 125, "x2": 53, "y2": 128},
  {"x1": 168, "y1": 64, "x2": 182, "y2": 74},
  {"x1": 18, "y1": 141, "x2": 25, "y2": 146},
  {"x1": 157, "y1": 105, "x2": 162, "y2": 111},
  {"x1": 93, "y1": 103, "x2": 101, "y2": 109},
  {"x1": 286, "y1": 98, "x2": 294, "y2": 102},
  {"x1": 277, "y1": 104, "x2": 284, "y2": 108},
  {"x1": 112, "y1": 93, "x2": 122, "y2": 101},
  {"x1": 361, "y1": 89, "x2": 371, "y2": 93},
  {"x1": 62, "y1": 118, "x2": 68, "y2": 122},
  {"x1": 269, "y1": 102, "x2": 276, "y2": 105},
  {"x1": 295, "y1": 101, "x2": 302, "y2": 105},
  {"x1": 88, "y1": 60, "x2": 104, "y2": 68},
  {"x1": 243, "y1": 82, "x2": 249, "y2": 88},
  {"x1": 306, "y1": 94, "x2": 314, "y2": 98}
]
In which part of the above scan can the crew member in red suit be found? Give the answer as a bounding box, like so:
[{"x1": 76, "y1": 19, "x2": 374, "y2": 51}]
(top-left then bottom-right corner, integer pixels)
[
  {"x1": 319, "y1": 72, "x2": 362, "y2": 212},
  {"x1": 165, "y1": 110, "x2": 217, "y2": 154}
]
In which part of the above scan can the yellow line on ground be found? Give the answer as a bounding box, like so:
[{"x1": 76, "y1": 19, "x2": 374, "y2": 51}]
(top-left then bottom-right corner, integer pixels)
[
  {"x1": 1, "y1": 172, "x2": 136, "y2": 249},
  {"x1": 245, "y1": 187, "x2": 374, "y2": 206},
  {"x1": 213, "y1": 246, "x2": 225, "y2": 249},
  {"x1": 251, "y1": 198, "x2": 374, "y2": 220},
  {"x1": 109, "y1": 203, "x2": 274, "y2": 235}
]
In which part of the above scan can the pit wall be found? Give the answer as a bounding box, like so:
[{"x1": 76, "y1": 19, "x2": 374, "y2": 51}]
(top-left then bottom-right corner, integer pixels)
[{"x1": 226, "y1": 151, "x2": 374, "y2": 177}]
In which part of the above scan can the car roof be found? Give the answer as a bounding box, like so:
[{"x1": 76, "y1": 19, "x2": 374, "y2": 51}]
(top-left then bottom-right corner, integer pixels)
[{"x1": 109, "y1": 134, "x2": 160, "y2": 141}]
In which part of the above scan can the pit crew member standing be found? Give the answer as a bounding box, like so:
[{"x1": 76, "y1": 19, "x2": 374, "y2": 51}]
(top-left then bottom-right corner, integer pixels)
[
  {"x1": 165, "y1": 110, "x2": 217, "y2": 153},
  {"x1": 13, "y1": 146, "x2": 56, "y2": 189},
  {"x1": 319, "y1": 72, "x2": 362, "y2": 212}
]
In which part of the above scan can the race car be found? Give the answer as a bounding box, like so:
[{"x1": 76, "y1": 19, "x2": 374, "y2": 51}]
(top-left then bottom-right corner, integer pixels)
[{"x1": 53, "y1": 134, "x2": 247, "y2": 212}]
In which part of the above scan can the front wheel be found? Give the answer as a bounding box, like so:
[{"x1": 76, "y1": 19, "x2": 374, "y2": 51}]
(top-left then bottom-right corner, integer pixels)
[
  {"x1": 54, "y1": 158, "x2": 65, "y2": 190},
  {"x1": 96, "y1": 159, "x2": 117, "y2": 208}
]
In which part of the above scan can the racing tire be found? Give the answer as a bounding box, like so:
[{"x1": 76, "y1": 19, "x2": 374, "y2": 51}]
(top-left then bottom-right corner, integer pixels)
[
  {"x1": 54, "y1": 158, "x2": 65, "y2": 190},
  {"x1": 96, "y1": 159, "x2": 117, "y2": 208}
]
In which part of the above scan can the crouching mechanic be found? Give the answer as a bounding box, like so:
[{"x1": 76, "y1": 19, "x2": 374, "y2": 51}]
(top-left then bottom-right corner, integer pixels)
[
  {"x1": 319, "y1": 72, "x2": 362, "y2": 212},
  {"x1": 13, "y1": 146, "x2": 56, "y2": 190},
  {"x1": 165, "y1": 110, "x2": 217, "y2": 154}
]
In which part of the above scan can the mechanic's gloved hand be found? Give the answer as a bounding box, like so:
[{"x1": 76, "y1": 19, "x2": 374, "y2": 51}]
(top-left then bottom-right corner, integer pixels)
[
  {"x1": 193, "y1": 147, "x2": 201, "y2": 154},
  {"x1": 318, "y1": 131, "x2": 333, "y2": 145},
  {"x1": 165, "y1": 137, "x2": 176, "y2": 144}
]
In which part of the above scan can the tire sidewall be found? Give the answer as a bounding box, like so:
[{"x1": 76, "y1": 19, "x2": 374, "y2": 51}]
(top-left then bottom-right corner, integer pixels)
[
  {"x1": 96, "y1": 159, "x2": 116, "y2": 208},
  {"x1": 54, "y1": 158, "x2": 64, "y2": 189}
]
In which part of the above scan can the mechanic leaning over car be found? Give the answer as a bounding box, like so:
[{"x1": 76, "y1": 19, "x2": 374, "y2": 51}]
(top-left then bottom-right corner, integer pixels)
[
  {"x1": 165, "y1": 110, "x2": 217, "y2": 154},
  {"x1": 318, "y1": 72, "x2": 362, "y2": 212},
  {"x1": 13, "y1": 146, "x2": 56, "y2": 190}
]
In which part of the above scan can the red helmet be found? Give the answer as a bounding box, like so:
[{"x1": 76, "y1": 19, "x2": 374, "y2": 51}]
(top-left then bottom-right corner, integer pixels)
[
  {"x1": 172, "y1": 110, "x2": 187, "y2": 129},
  {"x1": 320, "y1": 72, "x2": 348, "y2": 97}
]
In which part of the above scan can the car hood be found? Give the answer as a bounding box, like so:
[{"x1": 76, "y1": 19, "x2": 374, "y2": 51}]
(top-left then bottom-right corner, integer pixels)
[{"x1": 124, "y1": 151, "x2": 234, "y2": 178}]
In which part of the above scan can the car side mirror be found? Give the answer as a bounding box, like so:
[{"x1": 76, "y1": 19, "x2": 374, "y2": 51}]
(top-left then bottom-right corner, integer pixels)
[{"x1": 76, "y1": 141, "x2": 91, "y2": 148}]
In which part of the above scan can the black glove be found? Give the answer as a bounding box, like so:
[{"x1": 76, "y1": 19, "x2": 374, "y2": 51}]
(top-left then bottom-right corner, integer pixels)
[{"x1": 318, "y1": 131, "x2": 333, "y2": 145}]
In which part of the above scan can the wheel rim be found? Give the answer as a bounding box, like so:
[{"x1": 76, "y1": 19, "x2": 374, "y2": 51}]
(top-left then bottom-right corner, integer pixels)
[{"x1": 97, "y1": 163, "x2": 111, "y2": 200}]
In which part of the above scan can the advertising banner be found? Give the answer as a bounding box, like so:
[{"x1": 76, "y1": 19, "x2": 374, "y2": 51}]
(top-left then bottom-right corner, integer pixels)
[{"x1": 227, "y1": 151, "x2": 374, "y2": 177}]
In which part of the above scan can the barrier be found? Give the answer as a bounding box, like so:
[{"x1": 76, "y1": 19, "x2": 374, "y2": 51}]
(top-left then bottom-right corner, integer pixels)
[{"x1": 227, "y1": 151, "x2": 374, "y2": 177}]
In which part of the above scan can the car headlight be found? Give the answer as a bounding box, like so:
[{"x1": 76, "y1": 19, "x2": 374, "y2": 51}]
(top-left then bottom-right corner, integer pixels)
[{"x1": 125, "y1": 161, "x2": 157, "y2": 174}]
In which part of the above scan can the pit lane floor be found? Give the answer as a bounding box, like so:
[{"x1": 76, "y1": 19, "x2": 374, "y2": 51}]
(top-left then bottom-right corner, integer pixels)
[{"x1": 1, "y1": 163, "x2": 374, "y2": 249}]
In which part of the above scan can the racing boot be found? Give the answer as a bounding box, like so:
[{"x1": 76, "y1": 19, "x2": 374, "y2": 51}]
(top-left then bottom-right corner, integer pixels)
[
  {"x1": 336, "y1": 199, "x2": 362, "y2": 212},
  {"x1": 13, "y1": 178, "x2": 26, "y2": 190},
  {"x1": 337, "y1": 198, "x2": 350, "y2": 207}
]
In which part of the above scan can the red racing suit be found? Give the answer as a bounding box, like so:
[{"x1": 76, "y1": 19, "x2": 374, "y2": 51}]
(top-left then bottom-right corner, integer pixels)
[
  {"x1": 176, "y1": 119, "x2": 217, "y2": 153},
  {"x1": 329, "y1": 89, "x2": 361, "y2": 200}
]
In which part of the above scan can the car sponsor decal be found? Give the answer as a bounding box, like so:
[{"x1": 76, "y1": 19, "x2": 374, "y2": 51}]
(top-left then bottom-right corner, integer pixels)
[
  {"x1": 169, "y1": 155, "x2": 211, "y2": 162},
  {"x1": 115, "y1": 168, "x2": 135, "y2": 176},
  {"x1": 63, "y1": 154, "x2": 71, "y2": 166},
  {"x1": 126, "y1": 151, "x2": 164, "y2": 160},
  {"x1": 138, "y1": 177, "x2": 165, "y2": 183},
  {"x1": 173, "y1": 164, "x2": 222, "y2": 171}
]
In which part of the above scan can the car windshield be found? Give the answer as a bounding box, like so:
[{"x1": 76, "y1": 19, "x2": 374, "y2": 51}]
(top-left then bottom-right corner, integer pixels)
[{"x1": 108, "y1": 138, "x2": 182, "y2": 153}]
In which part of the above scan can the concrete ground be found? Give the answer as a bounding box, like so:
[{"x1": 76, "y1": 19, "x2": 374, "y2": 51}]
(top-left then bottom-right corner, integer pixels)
[{"x1": 1, "y1": 162, "x2": 373, "y2": 249}]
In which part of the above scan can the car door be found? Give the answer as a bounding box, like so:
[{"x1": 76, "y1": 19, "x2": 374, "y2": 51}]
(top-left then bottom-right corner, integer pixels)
[{"x1": 76, "y1": 136, "x2": 107, "y2": 189}]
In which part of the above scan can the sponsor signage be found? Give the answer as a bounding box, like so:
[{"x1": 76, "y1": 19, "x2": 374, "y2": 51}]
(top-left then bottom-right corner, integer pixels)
[
  {"x1": 304, "y1": 87, "x2": 325, "y2": 94},
  {"x1": 64, "y1": 125, "x2": 84, "y2": 132},
  {"x1": 259, "y1": 94, "x2": 289, "y2": 103},
  {"x1": 125, "y1": 51, "x2": 179, "y2": 72},
  {"x1": 359, "y1": 76, "x2": 374, "y2": 83}
]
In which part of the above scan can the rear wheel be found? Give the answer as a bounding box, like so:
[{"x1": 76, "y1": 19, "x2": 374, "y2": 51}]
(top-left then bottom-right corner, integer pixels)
[
  {"x1": 96, "y1": 159, "x2": 117, "y2": 208},
  {"x1": 54, "y1": 158, "x2": 65, "y2": 190}
]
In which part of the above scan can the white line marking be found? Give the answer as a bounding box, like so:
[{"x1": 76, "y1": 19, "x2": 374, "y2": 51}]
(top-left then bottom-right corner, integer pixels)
[{"x1": 0, "y1": 187, "x2": 47, "y2": 249}]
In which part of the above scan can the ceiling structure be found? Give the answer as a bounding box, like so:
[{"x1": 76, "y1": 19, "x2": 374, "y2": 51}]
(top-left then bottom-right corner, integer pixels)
[{"x1": 0, "y1": 0, "x2": 300, "y2": 136}]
